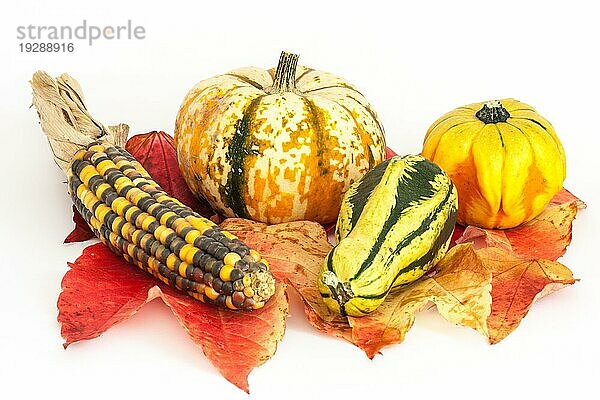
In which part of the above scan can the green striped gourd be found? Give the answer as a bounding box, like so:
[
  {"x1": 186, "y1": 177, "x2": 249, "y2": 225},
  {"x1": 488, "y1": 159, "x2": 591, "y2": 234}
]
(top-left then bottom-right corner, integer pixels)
[{"x1": 318, "y1": 155, "x2": 458, "y2": 316}]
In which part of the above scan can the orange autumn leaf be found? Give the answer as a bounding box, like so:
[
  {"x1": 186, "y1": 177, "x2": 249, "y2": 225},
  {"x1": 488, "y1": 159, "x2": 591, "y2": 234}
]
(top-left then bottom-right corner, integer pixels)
[
  {"x1": 475, "y1": 247, "x2": 577, "y2": 344},
  {"x1": 345, "y1": 239, "x2": 578, "y2": 353},
  {"x1": 219, "y1": 218, "x2": 353, "y2": 342},
  {"x1": 222, "y1": 183, "x2": 585, "y2": 353},
  {"x1": 456, "y1": 189, "x2": 586, "y2": 260},
  {"x1": 220, "y1": 220, "x2": 494, "y2": 358},
  {"x1": 58, "y1": 242, "x2": 288, "y2": 393},
  {"x1": 348, "y1": 243, "x2": 492, "y2": 358},
  {"x1": 454, "y1": 189, "x2": 584, "y2": 343}
]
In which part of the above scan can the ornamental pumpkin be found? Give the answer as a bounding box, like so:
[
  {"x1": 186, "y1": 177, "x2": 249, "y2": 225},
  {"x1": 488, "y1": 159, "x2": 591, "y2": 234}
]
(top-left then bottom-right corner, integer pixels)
[
  {"x1": 422, "y1": 98, "x2": 566, "y2": 229},
  {"x1": 174, "y1": 51, "x2": 386, "y2": 225}
]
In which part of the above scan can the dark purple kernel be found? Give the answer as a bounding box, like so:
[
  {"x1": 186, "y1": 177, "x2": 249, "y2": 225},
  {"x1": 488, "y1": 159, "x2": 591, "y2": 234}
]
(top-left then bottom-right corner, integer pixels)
[
  {"x1": 242, "y1": 255, "x2": 254, "y2": 263},
  {"x1": 203, "y1": 272, "x2": 214, "y2": 287},
  {"x1": 211, "y1": 260, "x2": 224, "y2": 276},
  {"x1": 212, "y1": 278, "x2": 223, "y2": 292},
  {"x1": 183, "y1": 279, "x2": 193, "y2": 291},
  {"x1": 214, "y1": 246, "x2": 229, "y2": 260},
  {"x1": 196, "y1": 236, "x2": 213, "y2": 251},
  {"x1": 192, "y1": 251, "x2": 205, "y2": 267},
  {"x1": 230, "y1": 268, "x2": 243, "y2": 281},
  {"x1": 207, "y1": 242, "x2": 220, "y2": 254},
  {"x1": 175, "y1": 276, "x2": 184, "y2": 290},
  {"x1": 256, "y1": 262, "x2": 268, "y2": 271},
  {"x1": 234, "y1": 247, "x2": 249, "y2": 257},
  {"x1": 199, "y1": 253, "x2": 212, "y2": 267},
  {"x1": 185, "y1": 264, "x2": 195, "y2": 278},
  {"x1": 216, "y1": 295, "x2": 227, "y2": 308},
  {"x1": 203, "y1": 228, "x2": 219, "y2": 238},
  {"x1": 205, "y1": 258, "x2": 216, "y2": 272},
  {"x1": 222, "y1": 281, "x2": 233, "y2": 296},
  {"x1": 191, "y1": 268, "x2": 204, "y2": 282},
  {"x1": 242, "y1": 298, "x2": 256, "y2": 310}
]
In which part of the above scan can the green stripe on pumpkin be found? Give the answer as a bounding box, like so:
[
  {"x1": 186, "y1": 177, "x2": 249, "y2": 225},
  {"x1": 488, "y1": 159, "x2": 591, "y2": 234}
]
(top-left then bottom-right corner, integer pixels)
[
  {"x1": 301, "y1": 97, "x2": 326, "y2": 170},
  {"x1": 224, "y1": 95, "x2": 265, "y2": 218}
]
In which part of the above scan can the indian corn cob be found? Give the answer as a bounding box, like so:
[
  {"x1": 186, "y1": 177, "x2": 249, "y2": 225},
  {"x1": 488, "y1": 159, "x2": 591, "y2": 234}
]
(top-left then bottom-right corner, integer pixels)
[{"x1": 31, "y1": 71, "x2": 276, "y2": 311}]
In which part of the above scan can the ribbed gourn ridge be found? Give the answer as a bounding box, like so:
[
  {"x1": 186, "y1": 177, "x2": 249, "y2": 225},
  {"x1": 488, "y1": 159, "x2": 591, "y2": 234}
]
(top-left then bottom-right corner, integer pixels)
[{"x1": 67, "y1": 142, "x2": 276, "y2": 311}]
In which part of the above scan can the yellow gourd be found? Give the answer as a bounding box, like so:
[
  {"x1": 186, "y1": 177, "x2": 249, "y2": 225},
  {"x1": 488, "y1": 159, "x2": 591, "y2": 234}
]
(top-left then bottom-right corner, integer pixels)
[{"x1": 422, "y1": 98, "x2": 566, "y2": 229}]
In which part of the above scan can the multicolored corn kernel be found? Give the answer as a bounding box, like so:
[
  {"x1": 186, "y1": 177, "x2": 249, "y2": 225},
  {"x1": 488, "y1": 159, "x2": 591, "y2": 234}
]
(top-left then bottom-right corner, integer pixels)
[{"x1": 67, "y1": 142, "x2": 276, "y2": 311}]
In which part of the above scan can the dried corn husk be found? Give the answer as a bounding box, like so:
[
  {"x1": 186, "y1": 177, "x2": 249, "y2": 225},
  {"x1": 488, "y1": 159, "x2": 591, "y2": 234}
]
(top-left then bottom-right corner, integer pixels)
[{"x1": 30, "y1": 71, "x2": 128, "y2": 173}]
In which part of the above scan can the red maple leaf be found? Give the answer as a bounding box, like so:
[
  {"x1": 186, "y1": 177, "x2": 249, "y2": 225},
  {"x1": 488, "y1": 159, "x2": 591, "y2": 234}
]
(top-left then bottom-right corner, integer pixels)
[{"x1": 58, "y1": 242, "x2": 288, "y2": 392}]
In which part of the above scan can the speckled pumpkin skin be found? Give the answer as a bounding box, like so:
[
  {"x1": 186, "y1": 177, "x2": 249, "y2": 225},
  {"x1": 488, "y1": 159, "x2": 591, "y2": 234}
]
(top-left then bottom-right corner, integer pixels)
[{"x1": 174, "y1": 62, "x2": 386, "y2": 225}]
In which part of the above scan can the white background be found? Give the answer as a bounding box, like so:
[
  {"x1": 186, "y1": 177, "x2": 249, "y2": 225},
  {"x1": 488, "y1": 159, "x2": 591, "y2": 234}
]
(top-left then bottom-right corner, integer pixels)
[{"x1": 1, "y1": 1, "x2": 599, "y2": 399}]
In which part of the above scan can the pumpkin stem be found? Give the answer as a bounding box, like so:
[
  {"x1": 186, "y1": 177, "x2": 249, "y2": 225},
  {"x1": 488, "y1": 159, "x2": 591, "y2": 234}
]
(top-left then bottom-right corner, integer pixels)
[
  {"x1": 269, "y1": 51, "x2": 300, "y2": 93},
  {"x1": 475, "y1": 100, "x2": 510, "y2": 124}
]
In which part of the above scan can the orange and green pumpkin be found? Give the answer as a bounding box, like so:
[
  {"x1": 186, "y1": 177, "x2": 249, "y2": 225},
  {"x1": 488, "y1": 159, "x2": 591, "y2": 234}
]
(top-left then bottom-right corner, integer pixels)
[{"x1": 174, "y1": 52, "x2": 386, "y2": 224}]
